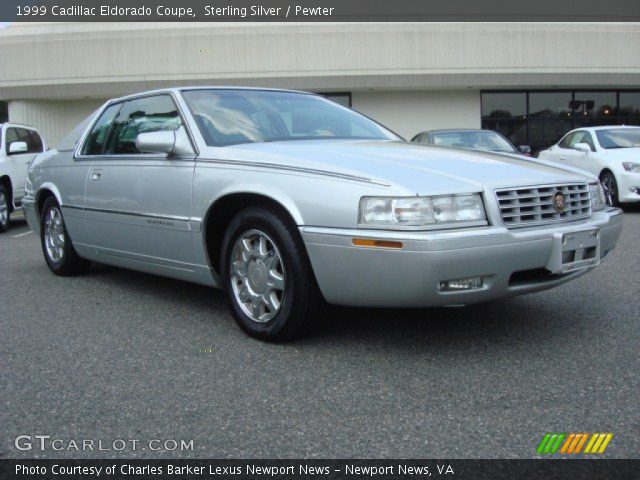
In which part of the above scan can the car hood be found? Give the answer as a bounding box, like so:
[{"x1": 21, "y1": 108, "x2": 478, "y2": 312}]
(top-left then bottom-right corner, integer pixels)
[{"x1": 221, "y1": 140, "x2": 593, "y2": 195}]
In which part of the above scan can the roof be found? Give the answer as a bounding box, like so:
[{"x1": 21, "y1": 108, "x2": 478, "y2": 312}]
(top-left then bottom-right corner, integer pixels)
[
  {"x1": 108, "y1": 86, "x2": 316, "y2": 104},
  {"x1": 0, "y1": 122, "x2": 38, "y2": 130},
  {"x1": 422, "y1": 129, "x2": 490, "y2": 134},
  {"x1": 569, "y1": 125, "x2": 640, "y2": 132}
]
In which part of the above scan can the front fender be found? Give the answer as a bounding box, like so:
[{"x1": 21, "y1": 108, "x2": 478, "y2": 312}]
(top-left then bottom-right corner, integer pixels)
[{"x1": 207, "y1": 183, "x2": 305, "y2": 225}]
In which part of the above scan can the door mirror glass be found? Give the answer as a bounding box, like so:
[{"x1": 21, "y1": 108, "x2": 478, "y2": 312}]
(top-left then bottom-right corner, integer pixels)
[
  {"x1": 573, "y1": 143, "x2": 591, "y2": 153},
  {"x1": 8, "y1": 141, "x2": 28, "y2": 154},
  {"x1": 135, "y1": 130, "x2": 175, "y2": 154}
]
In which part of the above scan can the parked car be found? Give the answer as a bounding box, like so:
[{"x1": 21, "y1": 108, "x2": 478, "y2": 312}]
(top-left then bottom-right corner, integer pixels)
[
  {"x1": 24, "y1": 88, "x2": 622, "y2": 340},
  {"x1": 537, "y1": 126, "x2": 640, "y2": 205},
  {"x1": 0, "y1": 122, "x2": 46, "y2": 232},
  {"x1": 412, "y1": 129, "x2": 531, "y2": 156}
]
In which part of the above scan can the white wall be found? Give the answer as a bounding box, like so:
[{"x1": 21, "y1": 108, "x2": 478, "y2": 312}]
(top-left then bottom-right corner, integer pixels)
[
  {"x1": 2, "y1": 23, "x2": 639, "y2": 101},
  {"x1": 352, "y1": 90, "x2": 480, "y2": 140},
  {"x1": 8, "y1": 99, "x2": 105, "y2": 147}
]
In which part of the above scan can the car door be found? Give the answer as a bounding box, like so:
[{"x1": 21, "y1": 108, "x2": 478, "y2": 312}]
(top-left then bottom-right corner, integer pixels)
[
  {"x1": 562, "y1": 130, "x2": 599, "y2": 175},
  {"x1": 541, "y1": 131, "x2": 580, "y2": 166},
  {"x1": 82, "y1": 94, "x2": 197, "y2": 270},
  {"x1": 556, "y1": 130, "x2": 598, "y2": 172}
]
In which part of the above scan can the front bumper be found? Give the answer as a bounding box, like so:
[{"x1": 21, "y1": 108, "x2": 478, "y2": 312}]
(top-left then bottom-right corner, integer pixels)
[
  {"x1": 22, "y1": 196, "x2": 39, "y2": 234},
  {"x1": 301, "y1": 208, "x2": 623, "y2": 308},
  {"x1": 618, "y1": 172, "x2": 640, "y2": 203}
]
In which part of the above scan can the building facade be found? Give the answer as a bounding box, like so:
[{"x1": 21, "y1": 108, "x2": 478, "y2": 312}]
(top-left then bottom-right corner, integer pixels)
[{"x1": 1, "y1": 22, "x2": 639, "y2": 152}]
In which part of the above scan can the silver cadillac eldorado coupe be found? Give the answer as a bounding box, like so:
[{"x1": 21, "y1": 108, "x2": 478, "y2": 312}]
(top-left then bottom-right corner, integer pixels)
[{"x1": 23, "y1": 87, "x2": 623, "y2": 340}]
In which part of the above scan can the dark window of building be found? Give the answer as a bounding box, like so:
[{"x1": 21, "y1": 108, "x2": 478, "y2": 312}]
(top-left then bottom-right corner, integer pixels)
[
  {"x1": 481, "y1": 92, "x2": 527, "y2": 148},
  {"x1": 619, "y1": 92, "x2": 640, "y2": 125},
  {"x1": 0, "y1": 102, "x2": 7, "y2": 123},
  {"x1": 528, "y1": 92, "x2": 573, "y2": 152},
  {"x1": 573, "y1": 91, "x2": 616, "y2": 127},
  {"x1": 482, "y1": 90, "x2": 640, "y2": 154}
]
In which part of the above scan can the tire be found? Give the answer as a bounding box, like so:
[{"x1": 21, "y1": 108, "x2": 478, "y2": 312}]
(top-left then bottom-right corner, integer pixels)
[
  {"x1": 0, "y1": 185, "x2": 10, "y2": 233},
  {"x1": 220, "y1": 206, "x2": 324, "y2": 341},
  {"x1": 40, "y1": 197, "x2": 90, "y2": 275},
  {"x1": 600, "y1": 171, "x2": 619, "y2": 206}
]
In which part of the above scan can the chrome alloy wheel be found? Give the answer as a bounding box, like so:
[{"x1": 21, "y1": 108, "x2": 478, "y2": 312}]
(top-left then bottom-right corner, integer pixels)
[
  {"x1": 230, "y1": 229, "x2": 285, "y2": 323},
  {"x1": 44, "y1": 207, "x2": 65, "y2": 263},
  {"x1": 0, "y1": 191, "x2": 8, "y2": 227}
]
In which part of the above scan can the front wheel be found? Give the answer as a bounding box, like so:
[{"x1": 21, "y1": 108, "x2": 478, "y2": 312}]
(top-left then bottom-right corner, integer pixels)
[
  {"x1": 0, "y1": 185, "x2": 10, "y2": 233},
  {"x1": 40, "y1": 197, "x2": 90, "y2": 275},
  {"x1": 600, "y1": 171, "x2": 619, "y2": 206},
  {"x1": 220, "y1": 206, "x2": 324, "y2": 341}
]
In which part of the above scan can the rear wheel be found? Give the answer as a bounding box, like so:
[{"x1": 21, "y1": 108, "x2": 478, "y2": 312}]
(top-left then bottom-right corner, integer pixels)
[
  {"x1": 600, "y1": 171, "x2": 619, "y2": 206},
  {"x1": 221, "y1": 206, "x2": 323, "y2": 341},
  {"x1": 0, "y1": 185, "x2": 10, "y2": 233},
  {"x1": 40, "y1": 197, "x2": 90, "y2": 275}
]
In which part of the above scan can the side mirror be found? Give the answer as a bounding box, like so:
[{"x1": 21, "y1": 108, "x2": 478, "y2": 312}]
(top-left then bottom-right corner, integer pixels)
[
  {"x1": 8, "y1": 141, "x2": 28, "y2": 155},
  {"x1": 518, "y1": 145, "x2": 531, "y2": 156},
  {"x1": 573, "y1": 143, "x2": 591, "y2": 154},
  {"x1": 135, "y1": 127, "x2": 194, "y2": 156},
  {"x1": 135, "y1": 130, "x2": 175, "y2": 154}
]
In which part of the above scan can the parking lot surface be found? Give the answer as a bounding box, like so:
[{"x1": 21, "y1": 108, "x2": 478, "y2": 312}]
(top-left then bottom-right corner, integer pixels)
[{"x1": 1, "y1": 209, "x2": 638, "y2": 458}]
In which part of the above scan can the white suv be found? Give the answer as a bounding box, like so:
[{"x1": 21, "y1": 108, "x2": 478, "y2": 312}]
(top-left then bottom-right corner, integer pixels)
[{"x1": 0, "y1": 123, "x2": 46, "y2": 232}]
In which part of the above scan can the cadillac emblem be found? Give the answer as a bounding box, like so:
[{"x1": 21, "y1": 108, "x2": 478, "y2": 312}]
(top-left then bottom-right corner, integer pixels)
[{"x1": 553, "y1": 191, "x2": 566, "y2": 213}]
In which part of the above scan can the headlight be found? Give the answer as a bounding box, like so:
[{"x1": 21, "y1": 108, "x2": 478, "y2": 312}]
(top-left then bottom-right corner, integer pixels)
[
  {"x1": 622, "y1": 162, "x2": 640, "y2": 173},
  {"x1": 358, "y1": 194, "x2": 486, "y2": 229},
  {"x1": 589, "y1": 182, "x2": 606, "y2": 210}
]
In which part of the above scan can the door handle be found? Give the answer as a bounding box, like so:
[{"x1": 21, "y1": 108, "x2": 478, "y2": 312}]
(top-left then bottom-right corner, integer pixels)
[
  {"x1": 559, "y1": 156, "x2": 566, "y2": 161},
  {"x1": 91, "y1": 170, "x2": 102, "y2": 181}
]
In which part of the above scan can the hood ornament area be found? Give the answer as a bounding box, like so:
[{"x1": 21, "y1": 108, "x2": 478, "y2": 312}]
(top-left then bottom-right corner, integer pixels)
[{"x1": 553, "y1": 190, "x2": 566, "y2": 214}]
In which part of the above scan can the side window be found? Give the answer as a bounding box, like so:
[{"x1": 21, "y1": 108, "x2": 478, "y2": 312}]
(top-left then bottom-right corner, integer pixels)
[
  {"x1": 83, "y1": 104, "x2": 122, "y2": 155},
  {"x1": 104, "y1": 95, "x2": 181, "y2": 155},
  {"x1": 576, "y1": 131, "x2": 596, "y2": 152},
  {"x1": 17, "y1": 128, "x2": 43, "y2": 153},
  {"x1": 5, "y1": 127, "x2": 19, "y2": 153},
  {"x1": 27, "y1": 130, "x2": 44, "y2": 153},
  {"x1": 558, "y1": 132, "x2": 576, "y2": 149}
]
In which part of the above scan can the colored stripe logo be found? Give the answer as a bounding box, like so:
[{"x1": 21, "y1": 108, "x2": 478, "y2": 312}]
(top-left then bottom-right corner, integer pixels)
[{"x1": 537, "y1": 433, "x2": 613, "y2": 454}]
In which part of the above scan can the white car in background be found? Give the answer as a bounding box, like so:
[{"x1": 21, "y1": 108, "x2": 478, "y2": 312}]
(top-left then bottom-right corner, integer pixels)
[
  {"x1": 0, "y1": 122, "x2": 46, "y2": 232},
  {"x1": 538, "y1": 126, "x2": 640, "y2": 206}
]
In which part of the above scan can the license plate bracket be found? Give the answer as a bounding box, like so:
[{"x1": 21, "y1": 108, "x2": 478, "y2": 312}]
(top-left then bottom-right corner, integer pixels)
[{"x1": 547, "y1": 229, "x2": 601, "y2": 274}]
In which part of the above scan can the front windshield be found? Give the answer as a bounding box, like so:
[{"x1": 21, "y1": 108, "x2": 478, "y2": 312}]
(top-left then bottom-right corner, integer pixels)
[
  {"x1": 182, "y1": 89, "x2": 399, "y2": 147},
  {"x1": 430, "y1": 130, "x2": 516, "y2": 153},
  {"x1": 595, "y1": 128, "x2": 640, "y2": 149}
]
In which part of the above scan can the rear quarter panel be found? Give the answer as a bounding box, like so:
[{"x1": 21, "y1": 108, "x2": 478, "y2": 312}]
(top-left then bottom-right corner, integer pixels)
[{"x1": 30, "y1": 149, "x2": 92, "y2": 244}]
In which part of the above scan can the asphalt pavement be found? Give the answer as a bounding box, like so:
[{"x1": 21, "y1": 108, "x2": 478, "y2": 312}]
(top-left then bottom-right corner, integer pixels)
[{"x1": 1, "y1": 209, "x2": 638, "y2": 459}]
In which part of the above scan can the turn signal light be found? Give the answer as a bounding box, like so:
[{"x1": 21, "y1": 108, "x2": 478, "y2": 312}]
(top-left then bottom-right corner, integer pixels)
[{"x1": 352, "y1": 238, "x2": 403, "y2": 249}]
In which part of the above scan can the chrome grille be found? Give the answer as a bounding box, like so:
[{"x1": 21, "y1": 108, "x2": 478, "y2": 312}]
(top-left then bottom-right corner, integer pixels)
[{"x1": 495, "y1": 183, "x2": 592, "y2": 228}]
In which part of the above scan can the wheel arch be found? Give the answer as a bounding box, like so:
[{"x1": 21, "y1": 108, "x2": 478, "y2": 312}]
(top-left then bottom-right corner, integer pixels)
[
  {"x1": 599, "y1": 167, "x2": 616, "y2": 179},
  {"x1": 35, "y1": 183, "x2": 63, "y2": 218},
  {"x1": 202, "y1": 188, "x2": 305, "y2": 275}
]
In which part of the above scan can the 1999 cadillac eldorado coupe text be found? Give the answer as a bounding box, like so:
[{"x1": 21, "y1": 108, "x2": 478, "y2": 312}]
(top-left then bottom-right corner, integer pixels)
[{"x1": 23, "y1": 88, "x2": 623, "y2": 340}]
